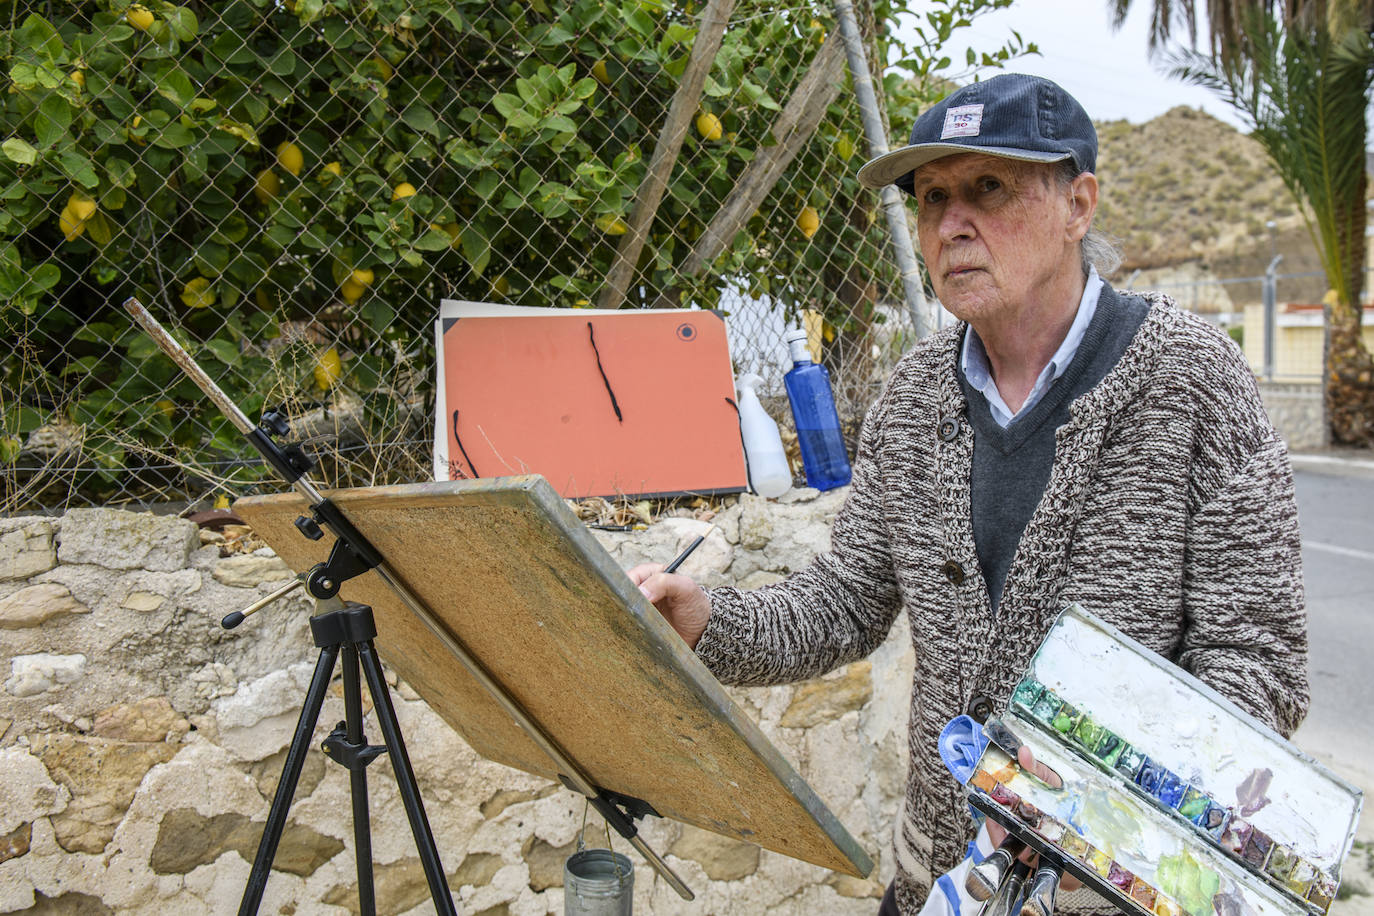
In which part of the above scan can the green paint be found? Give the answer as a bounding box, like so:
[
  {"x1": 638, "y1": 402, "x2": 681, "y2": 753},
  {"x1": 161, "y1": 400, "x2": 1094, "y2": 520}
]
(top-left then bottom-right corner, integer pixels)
[
  {"x1": 1157, "y1": 851, "x2": 1220, "y2": 916},
  {"x1": 1052, "y1": 703, "x2": 1080, "y2": 734}
]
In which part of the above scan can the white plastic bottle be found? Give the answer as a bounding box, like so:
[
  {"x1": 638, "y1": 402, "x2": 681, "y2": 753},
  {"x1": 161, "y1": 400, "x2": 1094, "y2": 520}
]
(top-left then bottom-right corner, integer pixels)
[{"x1": 736, "y1": 373, "x2": 792, "y2": 498}]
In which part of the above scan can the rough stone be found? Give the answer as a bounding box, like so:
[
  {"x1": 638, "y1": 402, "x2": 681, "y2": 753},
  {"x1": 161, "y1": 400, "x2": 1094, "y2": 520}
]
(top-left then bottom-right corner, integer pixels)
[
  {"x1": 0, "y1": 518, "x2": 57, "y2": 581},
  {"x1": 737, "y1": 494, "x2": 775, "y2": 550},
  {"x1": 25, "y1": 892, "x2": 114, "y2": 915},
  {"x1": 212, "y1": 553, "x2": 293, "y2": 588},
  {"x1": 322, "y1": 857, "x2": 432, "y2": 915},
  {"x1": 249, "y1": 744, "x2": 327, "y2": 801},
  {"x1": 150, "y1": 806, "x2": 343, "y2": 877},
  {"x1": 57, "y1": 507, "x2": 197, "y2": 572},
  {"x1": 480, "y1": 785, "x2": 559, "y2": 820},
  {"x1": 31, "y1": 733, "x2": 178, "y2": 854},
  {"x1": 827, "y1": 873, "x2": 886, "y2": 898},
  {"x1": 0, "y1": 582, "x2": 90, "y2": 629},
  {"x1": 667, "y1": 824, "x2": 761, "y2": 881},
  {"x1": 522, "y1": 837, "x2": 574, "y2": 891},
  {"x1": 5, "y1": 653, "x2": 87, "y2": 697},
  {"x1": 0, "y1": 821, "x2": 32, "y2": 863},
  {"x1": 0, "y1": 747, "x2": 68, "y2": 835},
  {"x1": 455, "y1": 850, "x2": 507, "y2": 889},
  {"x1": 120, "y1": 590, "x2": 165, "y2": 612},
  {"x1": 91, "y1": 696, "x2": 188, "y2": 743},
  {"x1": 738, "y1": 570, "x2": 785, "y2": 589},
  {"x1": 0, "y1": 716, "x2": 11, "y2": 740},
  {"x1": 212, "y1": 662, "x2": 314, "y2": 761},
  {"x1": 780, "y1": 661, "x2": 873, "y2": 728}
]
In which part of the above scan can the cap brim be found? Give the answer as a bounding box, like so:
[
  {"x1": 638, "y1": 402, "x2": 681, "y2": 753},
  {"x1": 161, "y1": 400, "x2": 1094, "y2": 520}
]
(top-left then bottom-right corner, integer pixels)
[{"x1": 856, "y1": 144, "x2": 1071, "y2": 192}]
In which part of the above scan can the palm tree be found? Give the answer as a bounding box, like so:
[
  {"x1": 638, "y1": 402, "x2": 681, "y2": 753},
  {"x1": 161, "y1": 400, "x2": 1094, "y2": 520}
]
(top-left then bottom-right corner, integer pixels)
[{"x1": 1110, "y1": 1, "x2": 1374, "y2": 446}]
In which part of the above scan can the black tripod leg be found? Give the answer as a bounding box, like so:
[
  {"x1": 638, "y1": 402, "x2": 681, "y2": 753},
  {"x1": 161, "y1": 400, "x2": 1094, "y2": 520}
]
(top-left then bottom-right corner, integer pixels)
[
  {"x1": 341, "y1": 644, "x2": 377, "y2": 916},
  {"x1": 239, "y1": 644, "x2": 339, "y2": 916},
  {"x1": 358, "y1": 641, "x2": 457, "y2": 916}
]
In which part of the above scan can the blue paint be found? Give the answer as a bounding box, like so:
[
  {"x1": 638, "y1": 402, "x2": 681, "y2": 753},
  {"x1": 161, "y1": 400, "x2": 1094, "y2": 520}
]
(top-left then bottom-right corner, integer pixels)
[
  {"x1": 1135, "y1": 758, "x2": 1163, "y2": 794},
  {"x1": 1155, "y1": 769, "x2": 1185, "y2": 808}
]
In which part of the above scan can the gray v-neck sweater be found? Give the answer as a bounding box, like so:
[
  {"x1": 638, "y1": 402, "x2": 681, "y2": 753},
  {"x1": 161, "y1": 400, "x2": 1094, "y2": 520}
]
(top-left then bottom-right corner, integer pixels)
[{"x1": 960, "y1": 288, "x2": 1149, "y2": 611}]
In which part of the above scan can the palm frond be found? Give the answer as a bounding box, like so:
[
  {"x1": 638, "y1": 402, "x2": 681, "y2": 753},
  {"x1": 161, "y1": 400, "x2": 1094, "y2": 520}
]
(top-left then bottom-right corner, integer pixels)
[{"x1": 1166, "y1": 9, "x2": 1373, "y2": 302}]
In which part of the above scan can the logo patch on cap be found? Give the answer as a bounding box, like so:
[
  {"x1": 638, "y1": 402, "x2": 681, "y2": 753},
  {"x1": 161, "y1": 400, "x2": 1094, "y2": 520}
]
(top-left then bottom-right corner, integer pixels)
[{"x1": 941, "y1": 104, "x2": 983, "y2": 139}]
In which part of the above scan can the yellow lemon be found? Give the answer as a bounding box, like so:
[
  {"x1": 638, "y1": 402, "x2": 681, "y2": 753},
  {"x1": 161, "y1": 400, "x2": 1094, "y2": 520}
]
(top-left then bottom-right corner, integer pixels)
[
  {"x1": 592, "y1": 60, "x2": 611, "y2": 86},
  {"x1": 70, "y1": 70, "x2": 85, "y2": 90},
  {"x1": 59, "y1": 203, "x2": 87, "y2": 242},
  {"x1": 67, "y1": 192, "x2": 97, "y2": 222},
  {"x1": 491, "y1": 275, "x2": 510, "y2": 297},
  {"x1": 320, "y1": 161, "x2": 342, "y2": 180},
  {"x1": 392, "y1": 182, "x2": 416, "y2": 201},
  {"x1": 313, "y1": 347, "x2": 343, "y2": 390},
  {"x1": 441, "y1": 222, "x2": 461, "y2": 248},
  {"x1": 797, "y1": 205, "x2": 820, "y2": 239},
  {"x1": 275, "y1": 142, "x2": 304, "y2": 177},
  {"x1": 350, "y1": 268, "x2": 374, "y2": 288},
  {"x1": 181, "y1": 277, "x2": 216, "y2": 309},
  {"x1": 695, "y1": 112, "x2": 723, "y2": 142},
  {"x1": 595, "y1": 214, "x2": 629, "y2": 235},
  {"x1": 340, "y1": 277, "x2": 366, "y2": 303},
  {"x1": 254, "y1": 169, "x2": 280, "y2": 204},
  {"x1": 127, "y1": 5, "x2": 155, "y2": 31},
  {"x1": 155, "y1": 399, "x2": 175, "y2": 418}
]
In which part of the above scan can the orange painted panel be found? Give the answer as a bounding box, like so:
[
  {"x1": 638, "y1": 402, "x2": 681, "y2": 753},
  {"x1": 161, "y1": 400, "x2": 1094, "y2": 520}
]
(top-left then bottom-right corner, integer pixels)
[{"x1": 440, "y1": 310, "x2": 746, "y2": 498}]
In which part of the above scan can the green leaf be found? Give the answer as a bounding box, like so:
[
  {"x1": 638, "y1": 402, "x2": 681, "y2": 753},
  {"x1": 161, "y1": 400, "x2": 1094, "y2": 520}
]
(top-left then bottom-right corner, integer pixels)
[
  {"x1": 402, "y1": 105, "x2": 439, "y2": 136},
  {"x1": 168, "y1": 8, "x2": 199, "y2": 42},
  {"x1": 362, "y1": 301, "x2": 397, "y2": 332},
  {"x1": 156, "y1": 69, "x2": 196, "y2": 108},
  {"x1": 205, "y1": 338, "x2": 240, "y2": 366},
  {"x1": 459, "y1": 225, "x2": 490, "y2": 276},
  {"x1": 34, "y1": 95, "x2": 73, "y2": 147},
  {"x1": 2, "y1": 139, "x2": 39, "y2": 165},
  {"x1": 57, "y1": 151, "x2": 99, "y2": 188},
  {"x1": 269, "y1": 49, "x2": 298, "y2": 76},
  {"x1": 152, "y1": 121, "x2": 196, "y2": 149}
]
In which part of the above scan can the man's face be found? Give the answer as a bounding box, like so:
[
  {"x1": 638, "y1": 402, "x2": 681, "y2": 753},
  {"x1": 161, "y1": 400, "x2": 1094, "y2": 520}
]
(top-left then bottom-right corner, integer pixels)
[{"x1": 909, "y1": 153, "x2": 1091, "y2": 326}]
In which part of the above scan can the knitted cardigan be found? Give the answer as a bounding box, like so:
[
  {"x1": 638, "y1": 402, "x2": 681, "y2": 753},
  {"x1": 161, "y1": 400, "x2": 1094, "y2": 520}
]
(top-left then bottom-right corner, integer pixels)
[{"x1": 696, "y1": 291, "x2": 1309, "y2": 914}]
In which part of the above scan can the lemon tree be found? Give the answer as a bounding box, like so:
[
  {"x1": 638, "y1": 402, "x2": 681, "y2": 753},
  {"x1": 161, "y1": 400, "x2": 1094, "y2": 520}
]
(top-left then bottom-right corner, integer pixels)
[{"x1": 0, "y1": 0, "x2": 1023, "y2": 499}]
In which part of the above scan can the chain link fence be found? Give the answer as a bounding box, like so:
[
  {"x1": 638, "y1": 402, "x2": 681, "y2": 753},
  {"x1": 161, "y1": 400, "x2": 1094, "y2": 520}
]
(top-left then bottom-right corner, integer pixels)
[{"x1": 6, "y1": 0, "x2": 1033, "y2": 515}]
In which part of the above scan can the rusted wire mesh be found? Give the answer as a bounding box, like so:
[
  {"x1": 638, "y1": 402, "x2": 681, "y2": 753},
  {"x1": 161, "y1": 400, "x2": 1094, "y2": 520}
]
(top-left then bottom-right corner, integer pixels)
[{"x1": 2, "y1": 0, "x2": 1026, "y2": 513}]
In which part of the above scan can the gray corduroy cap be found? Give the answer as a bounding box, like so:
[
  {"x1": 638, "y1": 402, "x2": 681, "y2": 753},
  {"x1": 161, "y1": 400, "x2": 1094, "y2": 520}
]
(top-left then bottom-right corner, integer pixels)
[{"x1": 857, "y1": 74, "x2": 1097, "y2": 196}]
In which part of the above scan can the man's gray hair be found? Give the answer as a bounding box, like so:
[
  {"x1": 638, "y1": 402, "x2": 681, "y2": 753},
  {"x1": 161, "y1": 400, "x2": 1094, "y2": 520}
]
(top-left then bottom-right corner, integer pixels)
[{"x1": 1053, "y1": 160, "x2": 1122, "y2": 278}]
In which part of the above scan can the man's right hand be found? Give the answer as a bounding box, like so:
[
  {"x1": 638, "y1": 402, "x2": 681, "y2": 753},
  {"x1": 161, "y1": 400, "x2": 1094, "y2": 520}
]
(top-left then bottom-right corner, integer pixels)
[{"x1": 627, "y1": 564, "x2": 712, "y2": 649}]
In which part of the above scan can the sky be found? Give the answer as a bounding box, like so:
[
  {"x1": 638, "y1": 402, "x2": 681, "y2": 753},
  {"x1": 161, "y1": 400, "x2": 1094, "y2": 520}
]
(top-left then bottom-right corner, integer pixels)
[{"x1": 895, "y1": 0, "x2": 1251, "y2": 131}]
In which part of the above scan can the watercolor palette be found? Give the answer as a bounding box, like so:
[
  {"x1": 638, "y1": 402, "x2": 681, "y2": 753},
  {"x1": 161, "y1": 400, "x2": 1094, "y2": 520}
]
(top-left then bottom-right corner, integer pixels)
[{"x1": 966, "y1": 605, "x2": 1361, "y2": 916}]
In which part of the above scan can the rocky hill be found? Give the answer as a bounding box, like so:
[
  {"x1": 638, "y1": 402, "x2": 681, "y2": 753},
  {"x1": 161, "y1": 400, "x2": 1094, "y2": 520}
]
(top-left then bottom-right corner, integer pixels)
[{"x1": 1093, "y1": 105, "x2": 1328, "y2": 303}]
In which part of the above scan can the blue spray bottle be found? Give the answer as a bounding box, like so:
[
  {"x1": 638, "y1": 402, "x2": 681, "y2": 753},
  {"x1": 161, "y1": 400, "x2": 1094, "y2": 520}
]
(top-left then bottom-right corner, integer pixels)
[{"x1": 782, "y1": 328, "x2": 852, "y2": 490}]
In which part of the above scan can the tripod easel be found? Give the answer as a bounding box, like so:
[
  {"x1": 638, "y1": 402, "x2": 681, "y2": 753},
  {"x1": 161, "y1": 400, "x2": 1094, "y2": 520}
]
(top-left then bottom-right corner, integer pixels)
[{"x1": 125, "y1": 299, "x2": 694, "y2": 915}]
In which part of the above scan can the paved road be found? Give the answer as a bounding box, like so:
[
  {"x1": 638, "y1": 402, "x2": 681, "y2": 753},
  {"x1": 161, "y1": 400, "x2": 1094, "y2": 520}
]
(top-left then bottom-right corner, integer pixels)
[{"x1": 1287, "y1": 464, "x2": 1374, "y2": 868}]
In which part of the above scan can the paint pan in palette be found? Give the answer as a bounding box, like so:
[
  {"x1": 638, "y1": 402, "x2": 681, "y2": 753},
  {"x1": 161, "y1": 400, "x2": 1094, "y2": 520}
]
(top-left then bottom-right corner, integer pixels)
[{"x1": 967, "y1": 604, "x2": 1362, "y2": 916}]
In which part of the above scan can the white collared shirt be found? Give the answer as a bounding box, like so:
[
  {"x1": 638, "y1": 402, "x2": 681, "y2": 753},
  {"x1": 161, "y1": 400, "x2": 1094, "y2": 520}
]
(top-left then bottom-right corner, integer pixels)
[{"x1": 960, "y1": 268, "x2": 1104, "y2": 428}]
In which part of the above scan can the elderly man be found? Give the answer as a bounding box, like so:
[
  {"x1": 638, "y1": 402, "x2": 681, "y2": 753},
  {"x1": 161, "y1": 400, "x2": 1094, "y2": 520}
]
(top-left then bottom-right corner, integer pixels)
[{"x1": 631, "y1": 74, "x2": 1308, "y2": 915}]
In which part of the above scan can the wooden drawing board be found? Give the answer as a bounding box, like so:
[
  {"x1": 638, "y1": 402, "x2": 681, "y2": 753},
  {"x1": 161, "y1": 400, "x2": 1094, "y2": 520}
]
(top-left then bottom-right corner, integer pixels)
[{"x1": 234, "y1": 476, "x2": 871, "y2": 877}]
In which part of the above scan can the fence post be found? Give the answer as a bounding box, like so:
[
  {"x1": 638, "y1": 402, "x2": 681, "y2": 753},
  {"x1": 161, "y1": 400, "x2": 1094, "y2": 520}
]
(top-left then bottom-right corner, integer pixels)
[
  {"x1": 832, "y1": 0, "x2": 933, "y2": 340},
  {"x1": 1264, "y1": 254, "x2": 1282, "y2": 382}
]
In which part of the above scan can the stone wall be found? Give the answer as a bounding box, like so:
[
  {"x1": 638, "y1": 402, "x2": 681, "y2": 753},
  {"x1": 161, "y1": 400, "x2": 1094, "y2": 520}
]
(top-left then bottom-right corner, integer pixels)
[
  {"x1": 1258, "y1": 381, "x2": 1326, "y2": 452},
  {"x1": 0, "y1": 490, "x2": 913, "y2": 915}
]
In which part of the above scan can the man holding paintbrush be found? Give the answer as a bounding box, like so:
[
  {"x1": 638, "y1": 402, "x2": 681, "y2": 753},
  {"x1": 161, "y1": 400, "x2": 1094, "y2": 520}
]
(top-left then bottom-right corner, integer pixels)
[{"x1": 630, "y1": 74, "x2": 1308, "y2": 916}]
